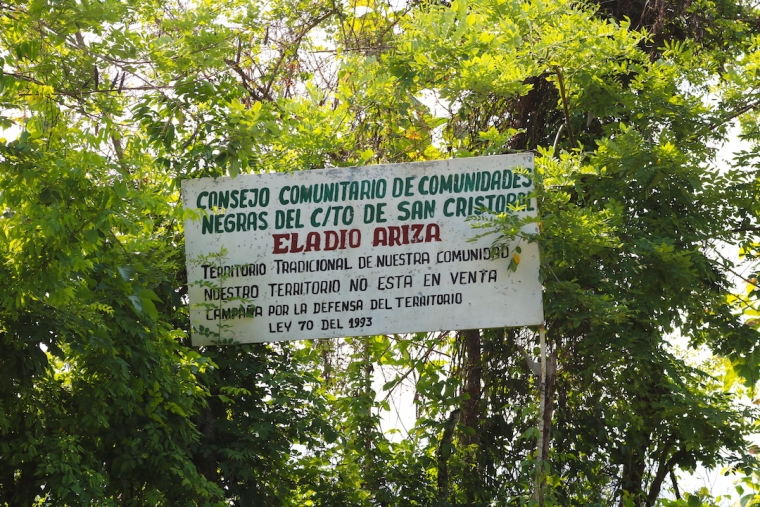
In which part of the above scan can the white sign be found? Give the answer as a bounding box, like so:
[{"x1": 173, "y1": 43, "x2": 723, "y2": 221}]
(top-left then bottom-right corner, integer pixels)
[{"x1": 183, "y1": 154, "x2": 543, "y2": 345}]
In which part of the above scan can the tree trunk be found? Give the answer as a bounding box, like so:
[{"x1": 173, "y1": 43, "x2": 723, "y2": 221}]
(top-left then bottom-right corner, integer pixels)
[
  {"x1": 620, "y1": 431, "x2": 650, "y2": 507},
  {"x1": 437, "y1": 409, "x2": 461, "y2": 501},
  {"x1": 196, "y1": 386, "x2": 221, "y2": 500},
  {"x1": 461, "y1": 329, "x2": 482, "y2": 447},
  {"x1": 461, "y1": 328, "x2": 482, "y2": 504}
]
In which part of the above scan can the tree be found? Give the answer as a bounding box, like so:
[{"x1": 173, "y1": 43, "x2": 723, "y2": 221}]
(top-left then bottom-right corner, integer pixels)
[{"x1": 1, "y1": 0, "x2": 759, "y2": 505}]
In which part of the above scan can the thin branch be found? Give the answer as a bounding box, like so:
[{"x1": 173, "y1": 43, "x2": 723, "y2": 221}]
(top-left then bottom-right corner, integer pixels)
[
  {"x1": 706, "y1": 244, "x2": 756, "y2": 286},
  {"x1": 552, "y1": 65, "x2": 575, "y2": 148},
  {"x1": 111, "y1": 134, "x2": 127, "y2": 171},
  {"x1": 728, "y1": 225, "x2": 760, "y2": 234},
  {"x1": 263, "y1": 8, "x2": 337, "y2": 100},
  {"x1": 703, "y1": 95, "x2": 760, "y2": 135},
  {"x1": 305, "y1": 45, "x2": 395, "y2": 54},
  {"x1": 669, "y1": 470, "x2": 681, "y2": 500},
  {"x1": 16, "y1": 84, "x2": 177, "y2": 98},
  {"x1": 552, "y1": 123, "x2": 565, "y2": 151},
  {"x1": 224, "y1": 59, "x2": 268, "y2": 101},
  {"x1": 181, "y1": 122, "x2": 201, "y2": 150},
  {"x1": 6, "y1": 72, "x2": 45, "y2": 86},
  {"x1": 380, "y1": 333, "x2": 447, "y2": 403}
]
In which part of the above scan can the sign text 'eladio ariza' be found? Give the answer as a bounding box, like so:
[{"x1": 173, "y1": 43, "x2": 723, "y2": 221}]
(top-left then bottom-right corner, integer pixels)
[{"x1": 183, "y1": 154, "x2": 543, "y2": 345}]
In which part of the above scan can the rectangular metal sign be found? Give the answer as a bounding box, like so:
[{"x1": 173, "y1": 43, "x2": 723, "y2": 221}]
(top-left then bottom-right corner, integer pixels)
[{"x1": 183, "y1": 154, "x2": 543, "y2": 345}]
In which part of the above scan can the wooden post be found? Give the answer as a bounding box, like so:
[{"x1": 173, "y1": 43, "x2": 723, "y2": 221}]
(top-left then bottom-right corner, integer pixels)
[{"x1": 534, "y1": 326, "x2": 547, "y2": 506}]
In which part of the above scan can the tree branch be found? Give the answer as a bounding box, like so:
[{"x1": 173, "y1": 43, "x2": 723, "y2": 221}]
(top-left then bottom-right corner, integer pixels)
[
  {"x1": 553, "y1": 65, "x2": 575, "y2": 148},
  {"x1": 263, "y1": 8, "x2": 337, "y2": 100}
]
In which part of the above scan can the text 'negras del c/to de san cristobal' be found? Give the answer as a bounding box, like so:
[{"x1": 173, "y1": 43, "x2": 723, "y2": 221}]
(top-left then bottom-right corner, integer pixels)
[{"x1": 183, "y1": 155, "x2": 544, "y2": 345}]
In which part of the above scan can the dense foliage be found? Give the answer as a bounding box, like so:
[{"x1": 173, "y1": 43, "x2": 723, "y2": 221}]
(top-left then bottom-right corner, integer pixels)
[{"x1": 1, "y1": 0, "x2": 760, "y2": 505}]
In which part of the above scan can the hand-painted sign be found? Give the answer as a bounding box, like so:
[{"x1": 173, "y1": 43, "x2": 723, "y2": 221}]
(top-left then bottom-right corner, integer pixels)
[{"x1": 183, "y1": 154, "x2": 543, "y2": 345}]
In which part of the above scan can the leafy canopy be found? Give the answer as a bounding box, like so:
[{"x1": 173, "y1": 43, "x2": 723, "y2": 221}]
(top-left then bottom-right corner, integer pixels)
[{"x1": 1, "y1": 0, "x2": 760, "y2": 505}]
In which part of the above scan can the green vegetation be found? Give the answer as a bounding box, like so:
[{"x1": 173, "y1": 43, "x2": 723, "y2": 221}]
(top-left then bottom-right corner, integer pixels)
[{"x1": 1, "y1": 0, "x2": 760, "y2": 505}]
